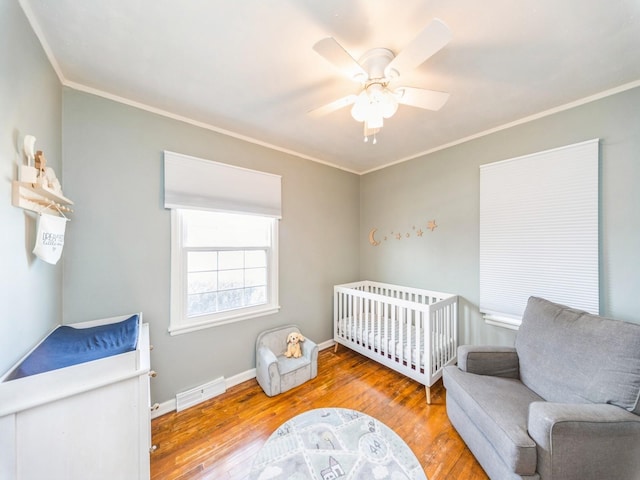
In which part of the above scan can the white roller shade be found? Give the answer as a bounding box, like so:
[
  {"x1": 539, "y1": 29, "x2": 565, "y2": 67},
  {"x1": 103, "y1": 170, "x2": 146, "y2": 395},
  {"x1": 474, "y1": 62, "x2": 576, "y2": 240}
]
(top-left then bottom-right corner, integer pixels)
[
  {"x1": 164, "y1": 151, "x2": 282, "y2": 218},
  {"x1": 479, "y1": 139, "x2": 599, "y2": 328}
]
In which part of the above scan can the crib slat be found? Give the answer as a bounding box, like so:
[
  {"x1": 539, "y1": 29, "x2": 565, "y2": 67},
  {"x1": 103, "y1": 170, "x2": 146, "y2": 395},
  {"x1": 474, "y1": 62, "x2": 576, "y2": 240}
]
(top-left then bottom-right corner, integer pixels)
[
  {"x1": 383, "y1": 301, "x2": 389, "y2": 358},
  {"x1": 333, "y1": 281, "x2": 458, "y2": 404}
]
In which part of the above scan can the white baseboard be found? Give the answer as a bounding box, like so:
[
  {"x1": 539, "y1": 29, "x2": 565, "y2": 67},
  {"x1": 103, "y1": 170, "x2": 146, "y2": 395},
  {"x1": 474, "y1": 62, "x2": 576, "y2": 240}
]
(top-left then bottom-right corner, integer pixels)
[
  {"x1": 318, "y1": 339, "x2": 335, "y2": 350},
  {"x1": 176, "y1": 376, "x2": 226, "y2": 412},
  {"x1": 151, "y1": 339, "x2": 335, "y2": 419},
  {"x1": 152, "y1": 399, "x2": 177, "y2": 418}
]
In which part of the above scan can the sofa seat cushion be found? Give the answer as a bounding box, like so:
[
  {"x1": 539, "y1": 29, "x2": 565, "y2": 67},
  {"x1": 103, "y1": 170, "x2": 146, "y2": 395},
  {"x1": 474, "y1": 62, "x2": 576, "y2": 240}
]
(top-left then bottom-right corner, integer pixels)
[
  {"x1": 276, "y1": 354, "x2": 310, "y2": 375},
  {"x1": 444, "y1": 366, "x2": 543, "y2": 475},
  {"x1": 277, "y1": 355, "x2": 312, "y2": 393}
]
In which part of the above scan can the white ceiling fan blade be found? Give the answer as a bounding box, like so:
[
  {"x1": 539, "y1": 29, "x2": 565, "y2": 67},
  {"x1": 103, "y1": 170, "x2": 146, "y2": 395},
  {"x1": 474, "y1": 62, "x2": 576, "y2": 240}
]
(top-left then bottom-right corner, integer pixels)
[
  {"x1": 385, "y1": 18, "x2": 452, "y2": 78},
  {"x1": 313, "y1": 37, "x2": 367, "y2": 82},
  {"x1": 395, "y1": 87, "x2": 450, "y2": 111},
  {"x1": 308, "y1": 94, "x2": 358, "y2": 117}
]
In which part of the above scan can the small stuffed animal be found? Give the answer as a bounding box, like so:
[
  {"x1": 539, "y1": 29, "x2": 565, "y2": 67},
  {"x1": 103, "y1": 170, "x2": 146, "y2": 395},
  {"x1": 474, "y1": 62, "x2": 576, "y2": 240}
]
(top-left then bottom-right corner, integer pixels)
[
  {"x1": 284, "y1": 331, "x2": 305, "y2": 358},
  {"x1": 35, "y1": 150, "x2": 46, "y2": 174}
]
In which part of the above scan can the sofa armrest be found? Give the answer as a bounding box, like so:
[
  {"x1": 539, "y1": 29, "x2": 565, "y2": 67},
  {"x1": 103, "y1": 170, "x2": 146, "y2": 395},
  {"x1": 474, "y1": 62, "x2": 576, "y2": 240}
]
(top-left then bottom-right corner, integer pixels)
[
  {"x1": 301, "y1": 338, "x2": 319, "y2": 378},
  {"x1": 301, "y1": 338, "x2": 318, "y2": 359},
  {"x1": 257, "y1": 345, "x2": 278, "y2": 365},
  {"x1": 256, "y1": 345, "x2": 280, "y2": 396},
  {"x1": 528, "y1": 402, "x2": 640, "y2": 479},
  {"x1": 457, "y1": 345, "x2": 519, "y2": 378}
]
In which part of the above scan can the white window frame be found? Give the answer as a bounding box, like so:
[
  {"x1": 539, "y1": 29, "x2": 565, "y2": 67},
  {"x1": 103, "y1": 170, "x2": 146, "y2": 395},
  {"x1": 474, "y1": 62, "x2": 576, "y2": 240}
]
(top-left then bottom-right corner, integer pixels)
[{"x1": 169, "y1": 209, "x2": 280, "y2": 335}]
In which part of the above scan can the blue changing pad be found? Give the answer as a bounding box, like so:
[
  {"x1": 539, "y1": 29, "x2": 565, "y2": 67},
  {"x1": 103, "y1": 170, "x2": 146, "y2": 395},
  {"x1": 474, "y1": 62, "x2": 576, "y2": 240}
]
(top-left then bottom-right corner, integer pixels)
[{"x1": 5, "y1": 314, "x2": 139, "y2": 381}]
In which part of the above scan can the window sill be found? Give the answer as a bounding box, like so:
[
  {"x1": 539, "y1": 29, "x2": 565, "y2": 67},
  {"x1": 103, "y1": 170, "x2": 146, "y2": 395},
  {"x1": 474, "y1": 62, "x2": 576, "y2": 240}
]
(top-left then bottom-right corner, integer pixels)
[
  {"x1": 169, "y1": 305, "x2": 281, "y2": 335},
  {"x1": 483, "y1": 313, "x2": 522, "y2": 331}
]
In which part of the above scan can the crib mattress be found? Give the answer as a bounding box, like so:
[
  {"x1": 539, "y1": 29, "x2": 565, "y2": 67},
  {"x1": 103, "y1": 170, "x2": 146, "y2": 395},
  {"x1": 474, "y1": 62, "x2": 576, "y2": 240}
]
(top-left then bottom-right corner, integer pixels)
[
  {"x1": 4, "y1": 314, "x2": 140, "y2": 381},
  {"x1": 337, "y1": 318, "x2": 453, "y2": 369}
]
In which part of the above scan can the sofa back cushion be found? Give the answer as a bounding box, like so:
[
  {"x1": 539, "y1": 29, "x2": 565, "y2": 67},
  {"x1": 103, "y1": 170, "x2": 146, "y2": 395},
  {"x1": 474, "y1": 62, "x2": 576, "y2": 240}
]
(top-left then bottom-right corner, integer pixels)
[
  {"x1": 515, "y1": 297, "x2": 640, "y2": 414},
  {"x1": 256, "y1": 324, "x2": 301, "y2": 357}
]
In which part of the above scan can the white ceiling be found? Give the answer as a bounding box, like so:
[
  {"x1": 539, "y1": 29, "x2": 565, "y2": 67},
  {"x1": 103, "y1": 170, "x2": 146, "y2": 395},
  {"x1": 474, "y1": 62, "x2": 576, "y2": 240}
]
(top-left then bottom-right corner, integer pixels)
[{"x1": 21, "y1": 0, "x2": 640, "y2": 174}]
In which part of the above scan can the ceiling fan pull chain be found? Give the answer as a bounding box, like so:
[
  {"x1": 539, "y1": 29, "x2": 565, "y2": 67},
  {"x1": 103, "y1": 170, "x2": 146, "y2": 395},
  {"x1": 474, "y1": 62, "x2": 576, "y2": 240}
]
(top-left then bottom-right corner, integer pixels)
[{"x1": 363, "y1": 123, "x2": 379, "y2": 144}]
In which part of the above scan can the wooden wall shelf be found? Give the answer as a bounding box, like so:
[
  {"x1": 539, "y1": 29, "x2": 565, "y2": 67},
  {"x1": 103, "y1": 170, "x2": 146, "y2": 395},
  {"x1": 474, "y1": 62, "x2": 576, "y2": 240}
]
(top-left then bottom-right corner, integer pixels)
[{"x1": 12, "y1": 181, "x2": 74, "y2": 216}]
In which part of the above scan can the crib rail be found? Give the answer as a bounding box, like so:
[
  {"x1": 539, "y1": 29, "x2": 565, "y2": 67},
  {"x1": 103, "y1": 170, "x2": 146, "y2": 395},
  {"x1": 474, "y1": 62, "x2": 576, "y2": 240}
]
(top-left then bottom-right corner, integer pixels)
[{"x1": 334, "y1": 281, "x2": 458, "y2": 390}]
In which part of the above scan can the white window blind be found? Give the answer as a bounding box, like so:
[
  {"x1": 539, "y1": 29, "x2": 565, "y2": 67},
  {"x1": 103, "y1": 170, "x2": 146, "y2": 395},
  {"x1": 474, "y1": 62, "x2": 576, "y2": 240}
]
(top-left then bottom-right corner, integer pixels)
[
  {"x1": 479, "y1": 139, "x2": 599, "y2": 329},
  {"x1": 164, "y1": 151, "x2": 281, "y2": 218}
]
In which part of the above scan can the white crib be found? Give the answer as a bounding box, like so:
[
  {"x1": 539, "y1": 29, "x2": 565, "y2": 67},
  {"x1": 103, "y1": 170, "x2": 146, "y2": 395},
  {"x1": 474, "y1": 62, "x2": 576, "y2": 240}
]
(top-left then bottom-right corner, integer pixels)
[{"x1": 334, "y1": 281, "x2": 458, "y2": 404}]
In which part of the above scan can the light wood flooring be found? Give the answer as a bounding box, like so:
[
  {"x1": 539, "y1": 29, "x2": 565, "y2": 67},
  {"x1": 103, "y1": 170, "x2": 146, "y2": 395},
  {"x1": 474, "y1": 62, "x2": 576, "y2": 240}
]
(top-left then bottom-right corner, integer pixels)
[{"x1": 151, "y1": 346, "x2": 489, "y2": 479}]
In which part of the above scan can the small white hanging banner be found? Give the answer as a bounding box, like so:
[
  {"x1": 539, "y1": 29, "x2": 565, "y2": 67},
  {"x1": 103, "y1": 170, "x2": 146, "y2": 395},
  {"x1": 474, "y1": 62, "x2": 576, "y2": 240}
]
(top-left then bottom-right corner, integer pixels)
[{"x1": 33, "y1": 213, "x2": 68, "y2": 265}]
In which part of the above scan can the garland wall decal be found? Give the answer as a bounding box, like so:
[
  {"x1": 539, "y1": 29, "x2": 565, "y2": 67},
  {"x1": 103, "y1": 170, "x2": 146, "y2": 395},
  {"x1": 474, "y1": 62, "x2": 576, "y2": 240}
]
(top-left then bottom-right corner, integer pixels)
[{"x1": 368, "y1": 220, "x2": 437, "y2": 246}]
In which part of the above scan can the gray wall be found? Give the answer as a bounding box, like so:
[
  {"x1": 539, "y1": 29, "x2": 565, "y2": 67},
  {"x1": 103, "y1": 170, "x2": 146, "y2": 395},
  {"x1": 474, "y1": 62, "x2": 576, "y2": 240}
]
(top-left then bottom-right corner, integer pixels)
[
  {"x1": 4, "y1": 2, "x2": 639, "y2": 406},
  {"x1": 360, "y1": 86, "x2": 640, "y2": 347},
  {"x1": 0, "y1": 0, "x2": 63, "y2": 374},
  {"x1": 61, "y1": 90, "x2": 360, "y2": 403}
]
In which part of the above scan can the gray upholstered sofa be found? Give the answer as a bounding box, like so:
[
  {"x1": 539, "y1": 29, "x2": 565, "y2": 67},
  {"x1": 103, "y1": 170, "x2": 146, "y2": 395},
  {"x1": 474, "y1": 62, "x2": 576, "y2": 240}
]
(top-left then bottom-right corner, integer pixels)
[{"x1": 443, "y1": 296, "x2": 640, "y2": 480}]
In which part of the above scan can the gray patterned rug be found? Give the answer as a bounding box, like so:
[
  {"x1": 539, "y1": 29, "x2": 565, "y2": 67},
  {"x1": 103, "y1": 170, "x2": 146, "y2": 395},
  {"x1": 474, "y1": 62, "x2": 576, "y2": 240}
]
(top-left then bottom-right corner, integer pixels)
[{"x1": 249, "y1": 407, "x2": 427, "y2": 480}]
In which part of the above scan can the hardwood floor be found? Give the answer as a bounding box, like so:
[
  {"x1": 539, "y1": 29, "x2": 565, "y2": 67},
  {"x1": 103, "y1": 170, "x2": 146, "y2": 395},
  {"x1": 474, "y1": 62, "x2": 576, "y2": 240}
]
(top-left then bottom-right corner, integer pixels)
[{"x1": 151, "y1": 346, "x2": 488, "y2": 480}]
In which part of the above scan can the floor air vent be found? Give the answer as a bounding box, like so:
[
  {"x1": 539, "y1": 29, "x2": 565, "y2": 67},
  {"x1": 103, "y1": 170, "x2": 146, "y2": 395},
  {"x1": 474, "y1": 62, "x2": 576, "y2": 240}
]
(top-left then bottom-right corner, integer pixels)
[{"x1": 176, "y1": 377, "x2": 226, "y2": 412}]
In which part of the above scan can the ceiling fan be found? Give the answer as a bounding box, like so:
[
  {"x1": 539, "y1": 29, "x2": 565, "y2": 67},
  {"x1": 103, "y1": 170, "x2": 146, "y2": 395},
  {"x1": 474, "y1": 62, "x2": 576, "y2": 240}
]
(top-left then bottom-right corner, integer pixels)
[{"x1": 310, "y1": 18, "x2": 452, "y2": 143}]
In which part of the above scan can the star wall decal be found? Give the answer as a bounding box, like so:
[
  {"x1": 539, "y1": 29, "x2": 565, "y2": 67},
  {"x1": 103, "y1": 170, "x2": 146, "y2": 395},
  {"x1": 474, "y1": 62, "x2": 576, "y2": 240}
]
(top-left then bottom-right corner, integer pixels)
[{"x1": 427, "y1": 220, "x2": 437, "y2": 231}]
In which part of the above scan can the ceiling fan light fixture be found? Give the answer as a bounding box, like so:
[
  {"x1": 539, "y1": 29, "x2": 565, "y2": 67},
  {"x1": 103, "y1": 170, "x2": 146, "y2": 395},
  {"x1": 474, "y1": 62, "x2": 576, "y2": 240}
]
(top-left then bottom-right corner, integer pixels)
[
  {"x1": 365, "y1": 114, "x2": 383, "y2": 130},
  {"x1": 380, "y1": 89, "x2": 399, "y2": 118},
  {"x1": 350, "y1": 83, "x2": 398, "y2": 142},
  {"x1": 311, "y1": 19, "x2": 452, "y2": 146},
  {"x1": 366, "y1": 83, "x2": 398, "y2": 119},
  {"x1": 351, "y1": 90, "x2": 370, "y2": 122}
]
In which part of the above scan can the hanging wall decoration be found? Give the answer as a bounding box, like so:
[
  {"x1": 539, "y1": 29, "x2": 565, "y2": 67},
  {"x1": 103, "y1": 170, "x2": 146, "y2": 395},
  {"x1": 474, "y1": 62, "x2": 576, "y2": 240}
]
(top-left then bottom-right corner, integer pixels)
[
  {"x1": 368, "y1": 228, "x2": 381, "y2": 246},
  {"x1": 32, "y1": 213, "x2": 68, "y2": 265},
  {"x1": 368, "y1": 219, "x2": 438, "y2": 246},
  {"x1": 12, "y1": 135, "x2": 74, "y2": 218}
]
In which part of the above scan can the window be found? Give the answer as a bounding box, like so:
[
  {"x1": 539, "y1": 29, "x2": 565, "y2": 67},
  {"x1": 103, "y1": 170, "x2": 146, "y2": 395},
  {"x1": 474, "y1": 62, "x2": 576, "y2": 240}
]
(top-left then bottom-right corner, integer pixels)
[
  {"x1": 164, "y1": 151, "x2": 282, "y2": 335},
  {"x1": 170, "y1": 209, "x2": 279, "y2": 334},
  {"x1": 479, "y1": 139, "x2": 599, "y2": 330}
]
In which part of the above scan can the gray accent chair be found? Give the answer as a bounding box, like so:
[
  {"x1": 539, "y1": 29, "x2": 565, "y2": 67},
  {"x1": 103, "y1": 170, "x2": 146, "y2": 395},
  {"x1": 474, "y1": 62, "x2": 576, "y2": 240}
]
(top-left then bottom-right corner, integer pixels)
[
  {"x1": 255, "y1": 324, "x2": 318, "y2": 397},
  {"x1": 443, "y1": 296, "x2": 640, "y2": 480}
]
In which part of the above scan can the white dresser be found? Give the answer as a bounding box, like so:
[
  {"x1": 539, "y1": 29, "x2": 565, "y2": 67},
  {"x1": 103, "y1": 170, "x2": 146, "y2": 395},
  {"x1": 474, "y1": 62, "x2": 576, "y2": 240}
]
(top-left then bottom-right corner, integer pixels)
[{"x1": 0, "y1": 314, "x2": 152, "y2": 480}]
